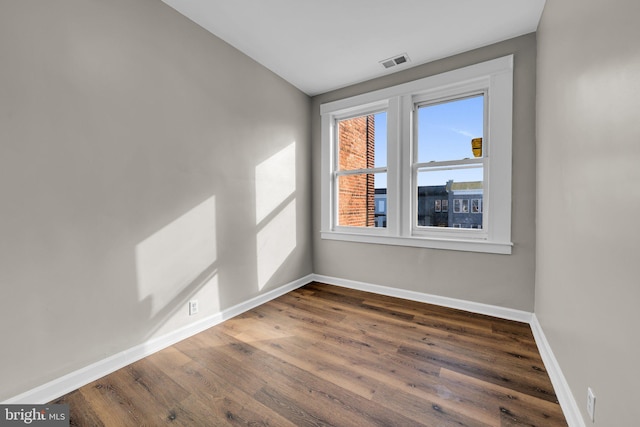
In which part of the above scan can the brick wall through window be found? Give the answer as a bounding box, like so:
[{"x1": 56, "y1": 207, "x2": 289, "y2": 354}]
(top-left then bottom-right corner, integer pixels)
[{"x1": 337, "y1": 115, "x2": 375, "y2": 227}]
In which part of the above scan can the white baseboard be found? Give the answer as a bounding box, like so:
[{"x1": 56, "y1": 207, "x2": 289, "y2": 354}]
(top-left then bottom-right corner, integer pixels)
[
  {"x1": 312, "y1": 274, "x2": 533, "y2": 323},
  {"x1": 3, "y1": 274, "x2": 313, "y2": 405},
  {"x1": 5, "y1": 272, "x2": 584, "y2": 427},
  {"x1": 530, "y1": 314, "x2": 585, "y2": 427}
]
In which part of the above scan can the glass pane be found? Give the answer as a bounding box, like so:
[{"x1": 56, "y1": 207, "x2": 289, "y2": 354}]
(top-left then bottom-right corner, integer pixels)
[
  {"x1": 417, "y1": 95, "x2": 484, "y2": 163},
  {"x1": 338, "y1": 173, "x2": 387, "y2": 228},
  {"x1": 416, "y1": 167, "x2": 483, "y2": 229},
  {"x1": 338, "y1": 112, "x2": 387, "y2": 170}
]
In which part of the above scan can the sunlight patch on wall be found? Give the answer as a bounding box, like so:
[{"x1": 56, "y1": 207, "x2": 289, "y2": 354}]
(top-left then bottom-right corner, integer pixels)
[
  {"x1": 135, "y1": 196, "x2": 217, "y2": 316},
  {"x1": 255, "y1": 142, "x2": 297, "y2": 290},
  {"x1": 256, "y1": 199, "x2": 296, "y2": 290},
  {"x1": 255, "y1": 142, "x2": 296, "y2": 224}
]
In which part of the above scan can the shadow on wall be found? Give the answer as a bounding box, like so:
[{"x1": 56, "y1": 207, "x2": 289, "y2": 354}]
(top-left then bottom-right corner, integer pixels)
[{"x1": 131, "y1": 142, "x2": 298, "y2": 341}]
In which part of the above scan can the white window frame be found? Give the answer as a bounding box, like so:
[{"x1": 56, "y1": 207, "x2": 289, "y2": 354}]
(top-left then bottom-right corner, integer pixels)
[{"x1": 320, "y1": 56, "x2": 513, "y2": 254}]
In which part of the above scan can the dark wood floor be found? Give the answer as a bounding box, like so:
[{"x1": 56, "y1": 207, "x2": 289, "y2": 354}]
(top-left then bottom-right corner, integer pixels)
[{"x1": 53, "y1": 282, "x2": 567, "y2": 426}]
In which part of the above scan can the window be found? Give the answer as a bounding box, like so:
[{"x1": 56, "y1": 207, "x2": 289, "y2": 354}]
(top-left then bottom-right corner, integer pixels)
[
  {"x1": 472, "y1": 199, "x2": 482, "y2": 214},
  {"x1": 335, "y1": 112, "x2": 387, "y2": 228},
  {"x1": 415, "y1": 94, "x2": 483, "y2": 230},
  {"x1": 321, "y1": 56, "x2": 513, "y2": 254}
]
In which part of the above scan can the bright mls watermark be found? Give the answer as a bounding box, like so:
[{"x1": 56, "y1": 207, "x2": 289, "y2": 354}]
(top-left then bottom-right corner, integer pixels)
[{"x1": 0, "y1": 405, "x2": 69, "y2": 426}]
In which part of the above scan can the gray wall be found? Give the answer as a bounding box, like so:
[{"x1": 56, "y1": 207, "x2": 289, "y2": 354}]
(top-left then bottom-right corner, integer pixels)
[
  {"x1": 536, "y1": 0, "x2": 640, "y2": 424},
  {"x1": 311, "y1": 34, "x2": 537, "y2": 311},
  {"x1": 0, "y1": 0, "x2": 312, "y2": 400}
]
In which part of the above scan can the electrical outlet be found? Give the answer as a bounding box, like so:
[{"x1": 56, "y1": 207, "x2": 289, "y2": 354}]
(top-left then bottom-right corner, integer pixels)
[
  {"x1": 587, "y1": 387, "x2": 596, "y2": 422},
  {"x1": 189, "y1": 300, "x2": 199, "y2": 316}
]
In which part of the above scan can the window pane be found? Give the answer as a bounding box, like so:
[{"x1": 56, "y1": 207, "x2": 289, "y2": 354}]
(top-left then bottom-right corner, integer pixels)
[
  {"x1": 338, "y1": 173, "x2": 387, "y2": 228},
  {"x1": 417, "y1": 95, "x2": 484, "y2": 163},
  {"x1": 416, "y1": 168, "x2": 483, "y2": 229},
  {"x1": 338, "y1": 112, "x2": 386, "y2": 171}
]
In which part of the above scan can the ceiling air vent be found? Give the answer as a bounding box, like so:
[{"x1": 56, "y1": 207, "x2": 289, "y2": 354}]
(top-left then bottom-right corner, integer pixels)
[{"x1": 380, "y1": 53, "x2": 410, "y2": 69}]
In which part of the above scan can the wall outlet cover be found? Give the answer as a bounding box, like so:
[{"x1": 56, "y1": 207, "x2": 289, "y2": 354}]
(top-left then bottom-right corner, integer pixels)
[{"x1": 189, "y1": 300, "x2": 199, "y2": 316}]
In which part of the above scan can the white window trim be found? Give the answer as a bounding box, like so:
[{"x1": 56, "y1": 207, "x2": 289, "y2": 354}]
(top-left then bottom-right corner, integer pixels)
[{"x1": 320, "y1": 55, "x2": 513, "y2": 254}]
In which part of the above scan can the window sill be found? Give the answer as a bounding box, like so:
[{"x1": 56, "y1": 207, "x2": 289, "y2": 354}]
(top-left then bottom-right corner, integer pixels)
[{"x1": 320, "y1": 230, "x2": 513, "y2": 254}]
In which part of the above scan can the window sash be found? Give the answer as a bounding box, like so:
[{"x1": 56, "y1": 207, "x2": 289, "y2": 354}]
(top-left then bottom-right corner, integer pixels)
[
  {"x1": 332, "y1": 108, "x2": 389, "y2": 232},
  {"x1": 410, "y1": 89, "x2": 487, "y2": 237}
]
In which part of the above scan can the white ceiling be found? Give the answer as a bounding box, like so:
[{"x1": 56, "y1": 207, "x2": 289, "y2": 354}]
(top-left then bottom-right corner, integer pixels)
[{"x1": 162, "y1": 0, "x2": 546, "y2": 96}]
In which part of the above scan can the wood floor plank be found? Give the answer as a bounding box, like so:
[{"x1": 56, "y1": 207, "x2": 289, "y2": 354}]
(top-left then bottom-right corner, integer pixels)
[
  {"x1": 153, "y1": 346, "x2": 299, "y2": 426},
  {"x1": 52, "y1": 282, "x2": 567, "y2": 426},
  {"x1": 173, "y1": 370, "x2": 297, "y2": 427},
  {"x1": 52, "y1": 389, "x2": 105, "y2": 427},
  {"x1": 304, "y1": 283, "x2": 497, "y2": 333},
  {"x1": 270, "y1": 289, "x2": 551, "y2": 405},
  {"x1": 76, "y1": 377, "x2": 149, "y2": 426},
  {"x1": 185, "y1": 332, "x2": 422, "y2": 426},
  {"x1": 439, "y1": 368, "x2": 567, "y2": 427}
]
